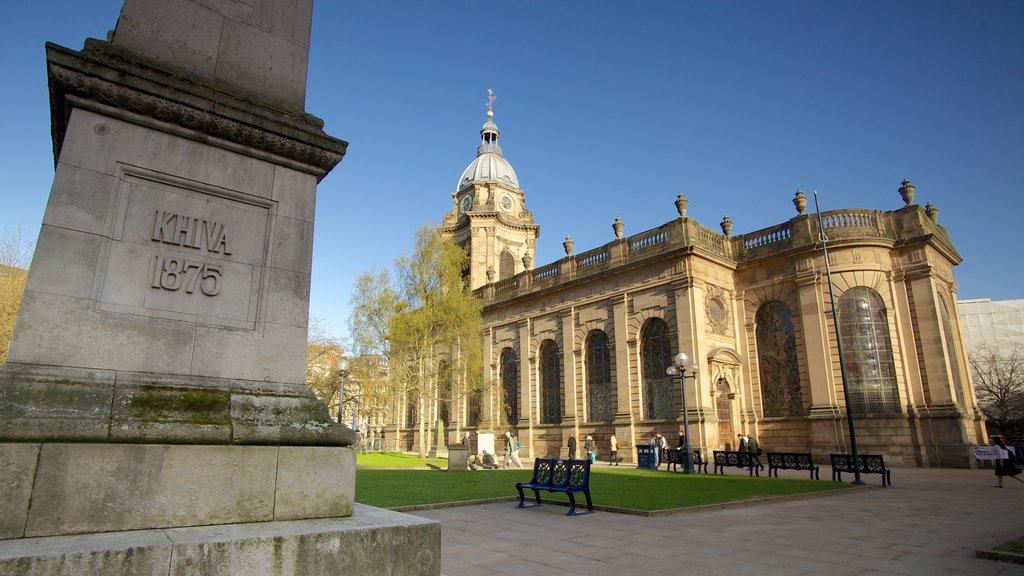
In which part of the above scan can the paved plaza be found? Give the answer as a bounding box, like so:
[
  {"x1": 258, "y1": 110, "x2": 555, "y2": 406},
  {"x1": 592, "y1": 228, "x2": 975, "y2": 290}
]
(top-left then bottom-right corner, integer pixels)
[{"x1": 412, "y1": 466, "x2": 1024, "y2": 576}]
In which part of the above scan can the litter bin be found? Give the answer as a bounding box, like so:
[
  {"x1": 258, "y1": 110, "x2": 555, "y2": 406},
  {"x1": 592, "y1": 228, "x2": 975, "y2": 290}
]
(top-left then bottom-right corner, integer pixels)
[{"x1": 636, "y1": 443, "x2": 658, "y2": 470}]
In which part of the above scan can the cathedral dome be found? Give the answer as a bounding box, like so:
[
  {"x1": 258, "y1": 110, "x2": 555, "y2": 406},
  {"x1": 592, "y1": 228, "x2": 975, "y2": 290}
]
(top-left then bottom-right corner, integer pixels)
[{"x1": 457, "y1": 104, "x2": 520, "y2": 190}]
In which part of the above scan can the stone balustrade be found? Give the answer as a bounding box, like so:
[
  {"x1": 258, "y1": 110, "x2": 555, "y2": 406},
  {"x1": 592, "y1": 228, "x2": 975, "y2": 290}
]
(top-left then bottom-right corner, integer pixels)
[{"x1": 481, "y1": 205, "x2": 956, "y2": 305}]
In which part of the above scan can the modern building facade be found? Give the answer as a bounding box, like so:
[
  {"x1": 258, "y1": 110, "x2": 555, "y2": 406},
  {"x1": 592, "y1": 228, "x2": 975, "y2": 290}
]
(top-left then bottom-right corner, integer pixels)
[{"x1": 429, "y1": 103, "x2": 985, "y2": 468}]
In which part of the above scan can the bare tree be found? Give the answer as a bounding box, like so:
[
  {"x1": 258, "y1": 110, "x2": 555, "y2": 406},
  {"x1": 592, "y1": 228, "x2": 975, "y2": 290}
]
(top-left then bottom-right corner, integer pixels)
[
  {"x1": 305, "y1": 316, "x2": 345, "y2": 420},
  {"x1": 970, "y1": 344, "x2": 1024, "y2": 437},
  {"x1": 0, "y1": 226, "x2": 34, "y2": 363}
]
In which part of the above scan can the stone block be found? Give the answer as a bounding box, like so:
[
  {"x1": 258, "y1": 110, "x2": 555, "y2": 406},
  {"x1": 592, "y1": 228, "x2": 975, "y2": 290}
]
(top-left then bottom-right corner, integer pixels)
[
  {"x1": 0, "y1": 444, "x2": 40, "y2": 539},
  {"x1": 0, "y1": 506, "x2": 439, "y2": 576},
  {"x1": 0, "y1": 529, "x2": 173, "y2": 576},
  {"x1": 22, "y1": 226, "x2": 101, "y2": 300},
  {"x1": 218, "y1": 15, "x2": 308, "y2": 110},
  {"x1": 0, "y1": 365, "x2": 115, "y2": 441},
  {"x1": 229, "y1": 392, "x2": 347, "y2": 445},
  {"x1": 274, "y1": 446, "x2": 355, "y2": 520},
  {"x1": 112, "y1": 0, "x2": 223, "y2": 82},
  {"x1": 40, "y1": 164, "x2": 118, "y2": 237},
  {"x1": 269, "y1": 215, "x2": 314, "y2": 273},
  {"x1": 263, "y1": 267, "x2": 311, "y2": 327},
  {"x1": 8, "y1": 291, "x2": 197, "y2": 374},
  {"x1": 190, "y1": 321, "x2": 306, "y2": 384},
  {"x1": 271, "y1": 165, "x2": 317, "y2": 223},
  {"x1": 24, "y1": 444, "x2": 280, "y2": 537}
]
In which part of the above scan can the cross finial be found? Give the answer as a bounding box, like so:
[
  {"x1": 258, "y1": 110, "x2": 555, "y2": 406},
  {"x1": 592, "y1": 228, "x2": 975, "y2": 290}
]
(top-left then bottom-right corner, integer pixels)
[{"x1": 487, "y1": 88, "x2": 496, "y2": 113}]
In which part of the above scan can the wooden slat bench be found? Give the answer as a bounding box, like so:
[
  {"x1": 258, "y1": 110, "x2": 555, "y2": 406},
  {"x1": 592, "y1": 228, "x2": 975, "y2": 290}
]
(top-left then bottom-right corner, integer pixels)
[
  {"x1": 713, "y1": 450, "x2": 761, "y2": 476},
  {"x1": 829, "y1": 453, "x2": 892, "y2": 486},
  {"x1": 766, "y1": 452, "x2": 819, "y2": 480},
  {"x1": 514, "y1": 458, "x2": 594, "y2": 516}
]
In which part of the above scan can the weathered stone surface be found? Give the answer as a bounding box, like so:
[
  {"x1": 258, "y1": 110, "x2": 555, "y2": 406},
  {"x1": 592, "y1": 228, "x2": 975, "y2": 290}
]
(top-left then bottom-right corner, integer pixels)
[
  {"x1": 273, "y1": 446, "x2": 355, "y2": 520},
  {"x1": 0, "y1": 444, "x2": 40, "y2": 539},
  {"x1": 0, "y1": 365, "x2": 115, "y2": 441},
  {"x1": 0, "y1": 506, "x2": 439, "y2": 576},
  {"x1": 112, "y1": 0, "x2": 312, "y2": 111},
  {"x1": 24, "y1": 444, "x2": 279, "y2": 537}
]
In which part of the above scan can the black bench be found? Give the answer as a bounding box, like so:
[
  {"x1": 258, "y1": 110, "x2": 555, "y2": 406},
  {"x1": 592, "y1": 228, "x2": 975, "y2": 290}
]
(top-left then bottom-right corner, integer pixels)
[
  {"x1": 713, "y1": 450, "x2": 761, "y2": 476},
  {"x1": 766, "y1": 452, "x2": 819, "y2": 480},
  {"x1": 829, "y1": 454, "x2": 892, "y2": 486},
  {"x1": 515, "y1": 458, "x2": 593, "y2": 516},
  {"x1": 665, "y1": 447, "x2": 708, "y2": 474}
]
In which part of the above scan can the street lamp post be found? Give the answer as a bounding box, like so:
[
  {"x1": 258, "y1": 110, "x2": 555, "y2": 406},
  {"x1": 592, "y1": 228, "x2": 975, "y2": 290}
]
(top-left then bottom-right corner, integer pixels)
[{"x1": 665, "y1": 352, "x2": 699, "y2": 474}]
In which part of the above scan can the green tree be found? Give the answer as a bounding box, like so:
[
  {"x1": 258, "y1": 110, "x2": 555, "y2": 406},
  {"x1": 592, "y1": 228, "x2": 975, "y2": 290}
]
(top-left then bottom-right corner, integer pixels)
[{"x1": 350, "y1": 226, "x2": 483, "y2": 457}]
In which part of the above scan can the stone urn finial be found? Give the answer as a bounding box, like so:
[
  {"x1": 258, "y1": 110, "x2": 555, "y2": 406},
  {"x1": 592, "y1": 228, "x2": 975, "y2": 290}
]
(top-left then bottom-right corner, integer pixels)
[
  {"x1": 562, "y1": 235, "x2": 574, "y2": 256},
  {"x1": 899, "y1": 179, "x2": 916, "y2": 206},
  {"x1": 925, "y1": 202, "x2": 938, "y2": 223},
  {"x1": 675, "y1": 193, "x2": 689, "y2": 219},
  {"x1": 486, "y1": 266, "x2": 496, "y2": 283},
  {"x1": 792, "y1": 189, "x2": 807, "y2": 214},
  {"x1": 522, "y1": 253, "x2": 533, "y2": 269},
  {"x1": 720, "y1": 215, "x2": 733, "y2": 237},
  {"x1": 613, "y1": 216, "x2": 624, "y2": 239}
]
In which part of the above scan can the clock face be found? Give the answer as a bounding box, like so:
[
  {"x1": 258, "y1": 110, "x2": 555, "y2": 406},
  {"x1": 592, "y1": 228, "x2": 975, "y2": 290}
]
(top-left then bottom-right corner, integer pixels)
[
  {"x1": 459, "y1": 193, "x2": 473, "y2": 214},
  {"x1": 498, "y1": 192, "x2": 514, "y2": 213}
]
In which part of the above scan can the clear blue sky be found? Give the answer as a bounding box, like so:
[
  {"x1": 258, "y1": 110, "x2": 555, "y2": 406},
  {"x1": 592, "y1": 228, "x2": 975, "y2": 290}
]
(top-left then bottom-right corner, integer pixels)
[{"x1": 3, "y1": 1, "x2": 1022, "y2": 342}]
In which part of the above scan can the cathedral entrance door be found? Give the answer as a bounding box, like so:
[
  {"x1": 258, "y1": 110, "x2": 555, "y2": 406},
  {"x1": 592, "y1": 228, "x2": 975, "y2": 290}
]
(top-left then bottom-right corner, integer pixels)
[{"x1": 716, "y1": 378, "x2": 735, "y2": 450}]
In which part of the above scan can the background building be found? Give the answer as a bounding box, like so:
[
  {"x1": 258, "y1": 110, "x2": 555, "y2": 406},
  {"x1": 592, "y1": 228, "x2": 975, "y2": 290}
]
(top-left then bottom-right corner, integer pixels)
[{"x1": 428, "y1": 105, "x2": 985, "y2": 467}]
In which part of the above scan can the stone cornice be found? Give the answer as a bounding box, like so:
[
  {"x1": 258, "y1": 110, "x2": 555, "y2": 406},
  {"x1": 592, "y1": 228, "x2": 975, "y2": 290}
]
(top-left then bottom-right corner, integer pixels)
[{"x1": 47, "y1": 40, "x2": 347, "y2": 181}]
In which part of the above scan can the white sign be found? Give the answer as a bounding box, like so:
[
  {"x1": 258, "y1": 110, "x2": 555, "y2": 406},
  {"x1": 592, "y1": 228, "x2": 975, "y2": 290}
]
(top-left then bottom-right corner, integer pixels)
[{"x1": 974, "y1": 445, "x2": 1001, "y2": 461}]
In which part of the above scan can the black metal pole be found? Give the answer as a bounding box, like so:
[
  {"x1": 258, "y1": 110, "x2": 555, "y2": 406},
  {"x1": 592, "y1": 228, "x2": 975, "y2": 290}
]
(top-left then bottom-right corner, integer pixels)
[
  {"x1": 814, "y1": 191, "x2": 864, "y2": 485},
  {"x1": 681, "y1": 373, "x2": 693, "y2": 474}
]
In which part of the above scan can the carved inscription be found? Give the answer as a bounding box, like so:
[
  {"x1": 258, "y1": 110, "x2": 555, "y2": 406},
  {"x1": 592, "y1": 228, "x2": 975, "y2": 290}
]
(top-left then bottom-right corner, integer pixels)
[
  {"x1": 150, "y1": 255, "x2": 222, "y2": 296},
  {"x1": 150, "y1": 210, "x2": 231, "y2": 297},
  {"x1": 152, "y1": 210, "x2": 232, "y2": 254}
]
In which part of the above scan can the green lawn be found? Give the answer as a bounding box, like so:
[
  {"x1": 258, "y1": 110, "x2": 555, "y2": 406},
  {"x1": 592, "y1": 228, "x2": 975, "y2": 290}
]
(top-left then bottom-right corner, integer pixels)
[
  {"x1": 355, "y1": 451, "x2": 449, "y2": 469},
  {"x1": 355, "y1": 461, "x2": 856, "y2": 510}
]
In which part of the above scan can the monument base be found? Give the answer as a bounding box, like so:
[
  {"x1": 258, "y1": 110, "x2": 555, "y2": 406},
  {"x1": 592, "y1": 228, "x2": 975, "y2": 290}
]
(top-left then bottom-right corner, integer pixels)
[
  {"x1": 1, "y1": 442, "x2": 355, "y2": 539},
  {"x1": 0, "y1": 505, "x2": 439, "y2": 576}
]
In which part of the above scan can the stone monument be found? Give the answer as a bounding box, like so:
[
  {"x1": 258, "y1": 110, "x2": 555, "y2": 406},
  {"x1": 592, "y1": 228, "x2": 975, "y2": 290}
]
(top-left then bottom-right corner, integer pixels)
[{"x1": 0, "y1": 1, "x2": 438, "y2": 573}]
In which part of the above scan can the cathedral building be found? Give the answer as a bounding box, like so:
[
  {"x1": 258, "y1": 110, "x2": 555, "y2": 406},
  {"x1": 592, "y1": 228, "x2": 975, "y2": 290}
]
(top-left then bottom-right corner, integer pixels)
[{"x1": 435, "y1": 100, "x2": 985, "y2": 468}]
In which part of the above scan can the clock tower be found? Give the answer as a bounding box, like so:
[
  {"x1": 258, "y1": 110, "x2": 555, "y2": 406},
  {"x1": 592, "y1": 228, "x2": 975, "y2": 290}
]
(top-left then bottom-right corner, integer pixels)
[{"x1": 440, "y1": 91, "x2": 539, "y2": 290}]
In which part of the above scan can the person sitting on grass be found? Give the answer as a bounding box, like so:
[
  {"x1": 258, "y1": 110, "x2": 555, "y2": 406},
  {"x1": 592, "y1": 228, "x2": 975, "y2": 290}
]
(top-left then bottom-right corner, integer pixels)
[{"x1": 476, "y1": 450, "x2": 499, "y2": 469}]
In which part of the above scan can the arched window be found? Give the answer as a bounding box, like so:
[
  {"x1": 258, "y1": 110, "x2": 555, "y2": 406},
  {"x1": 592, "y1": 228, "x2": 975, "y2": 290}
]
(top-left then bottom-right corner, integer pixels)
[
  {"x1": 405, "y1": 394, "x2": 417, "y2": 428},
  {"x1": 586, "y1": 330, "x2": 614, "y2": 422},
  {"x1": 499, "y1": 250, "x2": 516, "y2": 281},
  {"x1": 540, "y1": 340, "x2": 562, "y2": 424},
  {"x1": 938, "y1": 296, "x2": 965, "y2": 406},
  {"x1": 640, "y1": 318, "x2": 674, "y2": 420},
  {"x1": 500, "y1": 348, "x2": 519, "y2": 425},
  {"x1": 467, "y1": 387, "x2": 482, "y2": 427},
  {"x1": 755, "y1": 301, "x2": 803, "y2": 416},
  {"x1": 437, "y1": 360, "x2": 451, "y2": 427},
  {"x1": 837, "y1": 287, "x2": 900, "y2": 415}
]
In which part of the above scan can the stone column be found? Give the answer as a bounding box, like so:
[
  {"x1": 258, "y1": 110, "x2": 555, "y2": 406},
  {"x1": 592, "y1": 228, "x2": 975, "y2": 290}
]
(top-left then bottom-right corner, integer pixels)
[
  {"x1": 561, "y1": 308, "x2": 578, "y2": 424},
  {"x1": 0, "y1": 2, "x2": 438, "y2": 574},
  {"x1": 794, "y1": 266, "x2": 844, "y2": 452}
]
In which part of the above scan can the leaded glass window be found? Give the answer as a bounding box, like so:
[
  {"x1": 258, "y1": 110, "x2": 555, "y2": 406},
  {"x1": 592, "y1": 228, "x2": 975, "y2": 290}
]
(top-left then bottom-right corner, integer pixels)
[
  {"x1": 437, "y1": 360, "x2": 450, "y2": 427},
  {"x1": 837, "y1": 287, "x2": 900, "y2": 415},
  {"x1": 467, "y1": 387, "x2": 482, "y2": 427},
  {"x1": 501, "y1": 348, "x2": 519, "y2": 425},
  {"x1": 938, "y1": 297, "x2": 965, "y2": 405},
  {"x1": 405, "y1": 393, "x2": 417, "y2": 428},
  {"x1": 586, "y1": 330, "x2": 614, "y2": 422},
  {"x1": 640, "y1": 318, "x2": 674, "y2": 420},
  {"x1": 756, "y1": 301, "x2": 803, "y2": 416},
  {"x1": 540, "y1": 340, "x2": 562, "y2": 424}
]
